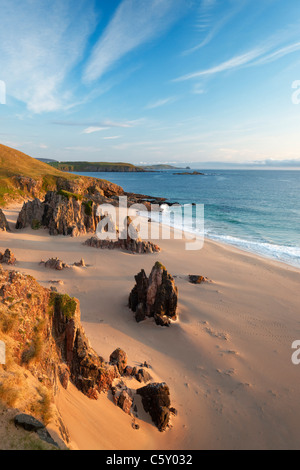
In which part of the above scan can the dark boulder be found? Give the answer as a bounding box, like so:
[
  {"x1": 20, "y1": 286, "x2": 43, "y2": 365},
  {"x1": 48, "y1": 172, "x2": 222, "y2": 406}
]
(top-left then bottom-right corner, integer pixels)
[
  {"x1": 14, "y1": 414, "x2": 45, "y2": 432},
  {"x1": 137, "y1": 382, "x2": 171, "y2": 431},
  {"x1": 188, "y1": 275, "x2": 208, "y2": 284}
]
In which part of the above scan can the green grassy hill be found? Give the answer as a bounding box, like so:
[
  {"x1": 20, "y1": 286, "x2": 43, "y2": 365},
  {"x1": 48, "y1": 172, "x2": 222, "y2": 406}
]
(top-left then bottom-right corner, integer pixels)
[
  {"x1": 0, "y1": 144, "x2": 71, "y2": 179},
  {"x1": 49, "y1": 161, "x2": 145, "y2": 172},
  {"x1": 0, "y1": 144, "x2": 78, "y2": 206}
]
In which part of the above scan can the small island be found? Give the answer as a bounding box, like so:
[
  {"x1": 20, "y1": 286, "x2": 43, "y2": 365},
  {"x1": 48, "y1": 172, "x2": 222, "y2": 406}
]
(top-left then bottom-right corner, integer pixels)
[{"x1": 173, "y1": 171, "x2": 204, "y2": 175}]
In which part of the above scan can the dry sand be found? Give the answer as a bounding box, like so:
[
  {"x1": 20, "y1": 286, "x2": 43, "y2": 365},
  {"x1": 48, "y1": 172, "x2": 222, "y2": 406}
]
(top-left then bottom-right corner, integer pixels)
[{"x1": 1, "y1": 204, "x2": 300, "y2": 450}]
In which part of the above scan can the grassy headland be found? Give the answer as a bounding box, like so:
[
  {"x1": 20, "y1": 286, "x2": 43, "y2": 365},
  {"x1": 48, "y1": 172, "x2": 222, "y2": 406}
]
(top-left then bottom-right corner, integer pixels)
[
  {"x1": 0, "y1": 144, "x2": 123, "y2": 206},
  {"x1": 48, "y1": 161, "x2": 145, "y2": 172}
]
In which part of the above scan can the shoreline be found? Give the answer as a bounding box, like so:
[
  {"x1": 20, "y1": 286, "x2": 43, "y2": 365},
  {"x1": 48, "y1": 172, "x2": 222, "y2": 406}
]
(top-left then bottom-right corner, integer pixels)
[{"x1": 3, "y1": 200, "x2": 300, "y2": 274}]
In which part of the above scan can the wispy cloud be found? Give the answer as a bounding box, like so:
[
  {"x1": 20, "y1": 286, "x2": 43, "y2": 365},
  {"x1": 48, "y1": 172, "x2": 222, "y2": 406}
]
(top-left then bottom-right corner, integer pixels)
[
  {"x1": 82, "y1": 127, "x2": 108, "y2": 134},
  {"x1": 174, "y1": 47, "x2": 266, "y2": 81},
  {"x1": 174, "y1": 40, "x2": 300, "y2": 82},
  {"x1": 252, "y1": 42, "x2": 300, "y2": 66},
  {"x1": 83, "y1": 0, "x2": 185, "y2": 83},
  {"x1": 183, "y1": 0, "x2": 245, "y2": 55},
  {"x1": 0, "y1": 0, "x2": 96, "y2": 113},
  {"x1": 145, "y1": 96, "x2": 178, "y2": 109},
  {"x1": 103, "y1": 136, "x2": 122, "y2": 140},
  {"x1": 52, "y1": 118, "x2": 141, "y2": 130}
]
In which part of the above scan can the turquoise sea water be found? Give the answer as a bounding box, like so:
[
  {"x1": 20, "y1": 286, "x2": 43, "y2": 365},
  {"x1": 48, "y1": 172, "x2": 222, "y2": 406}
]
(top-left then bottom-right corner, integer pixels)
[{"x1": 75, "y1": 170, "x2": 300, "y2": 268}]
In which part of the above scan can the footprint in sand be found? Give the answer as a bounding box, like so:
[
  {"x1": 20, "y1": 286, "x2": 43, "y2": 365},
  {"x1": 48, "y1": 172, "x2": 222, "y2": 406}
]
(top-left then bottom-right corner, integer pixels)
[{"x1": 205, "y1": 326, "x2": 229, "y2": 341}]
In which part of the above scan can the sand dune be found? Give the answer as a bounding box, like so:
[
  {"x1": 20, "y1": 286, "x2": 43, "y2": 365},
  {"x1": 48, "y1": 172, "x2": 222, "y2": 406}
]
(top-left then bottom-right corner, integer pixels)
[{"x1": 1, "y1": 204, "x2": 300, "y2": 450}]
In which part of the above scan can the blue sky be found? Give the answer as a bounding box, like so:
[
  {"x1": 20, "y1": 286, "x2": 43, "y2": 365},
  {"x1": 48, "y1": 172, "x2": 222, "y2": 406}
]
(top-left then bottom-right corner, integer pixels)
[{"x1": 1, "y1": 0, "x2": 300, "y2": 166}]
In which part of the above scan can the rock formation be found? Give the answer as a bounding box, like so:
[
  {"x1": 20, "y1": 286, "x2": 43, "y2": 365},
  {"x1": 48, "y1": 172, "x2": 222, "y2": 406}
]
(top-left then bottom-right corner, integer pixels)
[
  {"x1": 137, "y1": 382, "x2": 172, "y2": 431},
  {"x1": 188, "y1": 275, "x2": 209, "y2": 284},
  {"x1": 41, "y1": 257, "x2": 86, "y2": 270},
  {"x1": 16, "y1": 191, "x2": 100, "y2": 237},
  {"x1": 0, "y1": 267, "x2": 119, "y2": 405},
  {"x1": 129, "y1": 262, "x2": 178, "y2": 326},
  {"x1": 0, "y1": 249, "x2": 16, "y2": 265},
  {"x1": 85, "y1": 216, "x2": 160, "y2": 254},
  {"x1": 109, "y1": 348, "x2": 128, "y2": 375},
  {"x1": 0, "y1": 209, "x2": 10, "y2": 231},
  {"x1": 43, "y1": 258, "x2": 70, "y2": 270},
  {"x1": 84, "y1": 236, "x2": 160, "y2": 254}
]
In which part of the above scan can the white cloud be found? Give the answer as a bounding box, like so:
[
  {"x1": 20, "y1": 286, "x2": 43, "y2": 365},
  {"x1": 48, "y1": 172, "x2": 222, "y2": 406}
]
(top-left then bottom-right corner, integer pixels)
[
  {"x1": 174, "y1": 47, "x2": 266, "y2": 81},
  {"x1": 103, "y1": 136, "x2": 122, "y2": 140},
  {"x1": 83, "y1": 0, "x2": 185, "y2": 83},
  {"x1": 0, "y1": 0, "x2": 96, "y2": 113},
  {"x1": 252, "y1": 42, "x2": 300, "y2": 66},
  {"x1": 145, "y1": 96, "x2": 178, "y2": 109},
  {"x1": 174, "y1": 39, "x2": 300, "y2": 82},
  {"x1": 82, "y1": 127, "x2": 108, "y2": 134}
]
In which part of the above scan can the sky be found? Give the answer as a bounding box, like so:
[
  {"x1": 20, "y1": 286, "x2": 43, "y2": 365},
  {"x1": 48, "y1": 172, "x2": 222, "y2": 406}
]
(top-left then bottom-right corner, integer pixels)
[{"x1": 1, "y1": 0, "x2": 300, "y2": 167}]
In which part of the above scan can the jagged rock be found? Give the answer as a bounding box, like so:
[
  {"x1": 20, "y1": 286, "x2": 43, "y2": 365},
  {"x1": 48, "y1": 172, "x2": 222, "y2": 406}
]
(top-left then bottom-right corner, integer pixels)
[
  {"x1": 51, "y1": 293, "x2": 119, "y2": 396},
  {"x1": 85, "y1": 213, "x2": 160, "y2": 253},
  {"x1": 15, "y1": 198, "x2": 44, "y2": 230},
  {"x1": 44, "y1": 258, "x2": 70, "y2": 270},
  {"x1": 135, "y1": 368, "x2": 152, "y2": 383},
  {"x1": 129, "y1": 262, "x2": 178, "y2": 326},
  {"x1": 125, "y1": 366, "x2": 134, "y2": 376},
  {"x1": 0, "y1": 266, "x2": 121, "y2": 420},
  {"x1": 117, "y1": 390, "x2": 133, "y2": 415},
  {"x1": 14, "y1": 414, "x2": 45, "y2": 432},
  {"x1": 59, "y1": 364, "x2": 70, "y2": 389},
  {"x1": 137, "y1": 382, "x2": 171, "y2": 431},
  {"x1": 188, "y1": 275, "x2": 209, "y2": 284},
  {"x1": 128, "y1": 270, "x2": 149, "y2": 320},
  {"x1": 0, "y1": 249, "x2": 16, "y2": 265},
  {"x1": 0, "y1": 209, "x2": 10, "y2": 231},
  {"x1": 84, "y1": 236, "x2": 160, "y2": 254},
  {"x1": 16, "y1": 191, "x2": 100, "y2": 237},
  {"x1": 109, "y1": 348, "x2": 128, "y2": 375}
]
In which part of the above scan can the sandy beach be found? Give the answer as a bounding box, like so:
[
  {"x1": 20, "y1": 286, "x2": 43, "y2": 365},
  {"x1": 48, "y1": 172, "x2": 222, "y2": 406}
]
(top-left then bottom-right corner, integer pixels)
[{"x1": 1, "y1": 203, "x2": 300, "y2": 450}]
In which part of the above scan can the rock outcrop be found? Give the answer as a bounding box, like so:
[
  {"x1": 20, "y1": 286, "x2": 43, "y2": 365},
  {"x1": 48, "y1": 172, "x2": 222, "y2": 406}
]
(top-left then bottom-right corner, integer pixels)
[
  {"x1": 41, "y1": 257, "x2": 86, "y2": 270},
  {"x1": 137, "y1": 382, "x2": 172, "y2": 431},
  {"x1": 84, "y1": 236, "x2": 160, "y2": 254},
  {"x1": 188, "y1": 275, "x2": 209, "y2": 284},
  {"x1": 85, "y1": 216, "x2": 160, "y2": 254},
  {"x1": 109, "y1": 348, "x2": 128, "y2": 375},
  {"x1": 43, "y1": 258, "x2": 70, "y2": 270},
  {"x1": 129, "y1": 262, "x2": 178, "y2": 326},
  {"x1": 0, "y1": 268, "x2": 119, "y2": 406},
  {"x1": 0, "y1": 209, "x2": 10, "y2": 231},
  {"x1": 0, "y1": 249, "x2": 16, "y2": 265},
  {"x1": 16, "y1": 191, "x2": 100, "y2": 236}
]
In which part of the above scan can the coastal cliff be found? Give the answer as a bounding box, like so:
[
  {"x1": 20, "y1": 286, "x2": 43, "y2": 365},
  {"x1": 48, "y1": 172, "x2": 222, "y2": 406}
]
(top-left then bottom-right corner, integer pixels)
[{"x1": 0, "y1": 266, "x2": 120, "y2": 448}]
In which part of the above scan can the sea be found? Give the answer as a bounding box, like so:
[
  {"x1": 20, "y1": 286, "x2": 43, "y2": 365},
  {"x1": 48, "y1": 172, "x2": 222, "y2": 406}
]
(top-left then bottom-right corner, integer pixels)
[{"x1": 74, "y1": 170, "x2": 300, "y2": 269}]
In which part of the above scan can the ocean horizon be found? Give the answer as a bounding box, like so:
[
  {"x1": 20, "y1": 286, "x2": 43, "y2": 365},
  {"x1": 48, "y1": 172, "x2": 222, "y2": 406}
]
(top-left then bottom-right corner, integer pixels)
[{"x1": 73, "y1": 169, "x2": 300, "y2": 269}]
